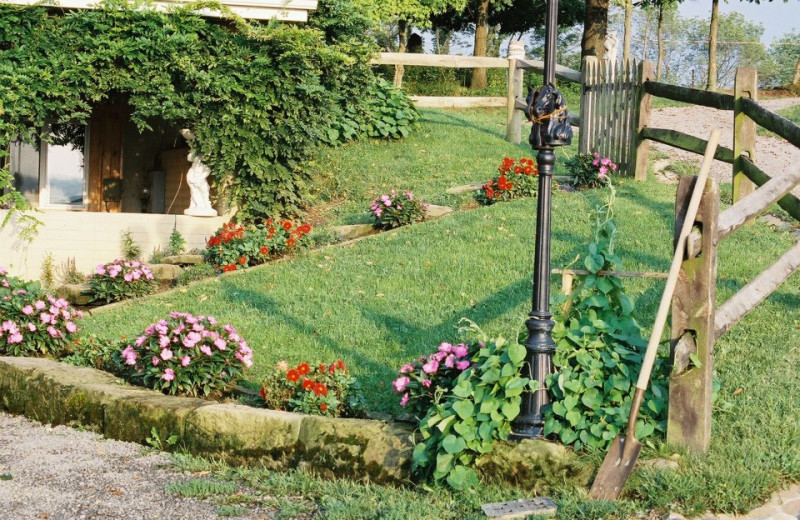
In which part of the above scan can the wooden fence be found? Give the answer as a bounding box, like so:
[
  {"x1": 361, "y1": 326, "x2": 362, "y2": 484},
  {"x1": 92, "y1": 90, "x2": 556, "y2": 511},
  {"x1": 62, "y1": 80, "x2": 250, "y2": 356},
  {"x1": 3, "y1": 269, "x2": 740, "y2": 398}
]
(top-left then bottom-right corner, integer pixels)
[
  {"x1": 578, "y1": 57, "x2": 640, "y2": 177},
  {"x1": 370, "y1": 48, "x2": 582, "y2": 144}
]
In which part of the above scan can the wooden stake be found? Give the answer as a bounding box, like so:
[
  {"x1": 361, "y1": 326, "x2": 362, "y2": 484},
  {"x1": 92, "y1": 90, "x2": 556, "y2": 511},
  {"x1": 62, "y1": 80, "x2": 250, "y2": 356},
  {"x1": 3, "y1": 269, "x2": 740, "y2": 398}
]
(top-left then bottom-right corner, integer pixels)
[{"x1": 733, "y1": 67, "x2": 758, "y2": 203}]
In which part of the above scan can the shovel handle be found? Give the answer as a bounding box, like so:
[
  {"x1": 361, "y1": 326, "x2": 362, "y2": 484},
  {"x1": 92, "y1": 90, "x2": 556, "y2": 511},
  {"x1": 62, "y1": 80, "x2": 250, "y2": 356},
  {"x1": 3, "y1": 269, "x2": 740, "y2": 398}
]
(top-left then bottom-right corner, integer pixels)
[{"x1": 635, "y1": 129, "x2": 721, "y2": 392}]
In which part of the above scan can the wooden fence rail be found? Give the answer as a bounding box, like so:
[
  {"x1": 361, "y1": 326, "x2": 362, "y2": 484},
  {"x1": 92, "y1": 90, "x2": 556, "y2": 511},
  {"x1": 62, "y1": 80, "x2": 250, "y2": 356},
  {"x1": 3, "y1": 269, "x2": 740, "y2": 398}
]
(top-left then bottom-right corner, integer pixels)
[
  {"x1": 640, "y1": 128, "x2": 735, "y2": 163},
  {"x1": 643, "y1": 81, "x2": 734, "y2": 111}
]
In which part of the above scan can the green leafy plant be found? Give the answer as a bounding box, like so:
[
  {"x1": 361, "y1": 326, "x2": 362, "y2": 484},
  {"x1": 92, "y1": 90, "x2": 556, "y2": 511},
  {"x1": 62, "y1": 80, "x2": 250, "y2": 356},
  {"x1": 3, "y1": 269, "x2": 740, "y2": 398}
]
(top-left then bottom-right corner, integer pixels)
[
  {"x1": 203, "y1": 219, "x2": 312, "y2": 273},
  {"x1": 258, "y1": 359, "x2": 367, "y2": 418},
  {"x1": 62, "y1": 333, "x2": 122, "y2": 371},
  {"x1": 89, "y1": 259, "x2": 158, "y2": 303},
  {"x1": 40, "y1": 253, "x2": 55, "y2": 289},
  {"x1": 0, "y1": 267, "x2": 83, "y2": 357},
  {"x1": 146, "y1": 427, "x2": 179, "y2": 451},
  {"x1": 168, "y1": 229, "x2": 186, "y2": 256},
  {"x1": 115, "y1": 312, "x2": 253, "y2": 397},
  {"x1": 56, "y1": 257, "x2": 87, "y2": 285},
  {"x1": 565, "y1": 152, "x2": 616, "y2": 189},
  {"x1": 544, "y1": 195, "x2": 668, "y2": 450},
  {"x1": 411, "y1": 326, "x2": 536, "y2": 490},
  {"x1": 120, "y1": 231, "x2": 142, "y2": 261},
  {"x1": 369, "y1": 190, "x2": 426, "y2": 230},
  {"x1": 177, "y1": 263, "x2": 216, "y2": 286},
  {"x1": 475, "y1": 157, "x2": 538, "y2": 205}
]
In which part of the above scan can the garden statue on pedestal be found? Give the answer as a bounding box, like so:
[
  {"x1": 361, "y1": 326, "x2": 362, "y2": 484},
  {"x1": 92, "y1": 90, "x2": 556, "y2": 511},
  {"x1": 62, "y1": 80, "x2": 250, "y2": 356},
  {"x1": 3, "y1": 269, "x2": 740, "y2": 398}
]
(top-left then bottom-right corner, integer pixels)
[{"x1": 179, "y1": 128, "x2": 217, "y2": 217}]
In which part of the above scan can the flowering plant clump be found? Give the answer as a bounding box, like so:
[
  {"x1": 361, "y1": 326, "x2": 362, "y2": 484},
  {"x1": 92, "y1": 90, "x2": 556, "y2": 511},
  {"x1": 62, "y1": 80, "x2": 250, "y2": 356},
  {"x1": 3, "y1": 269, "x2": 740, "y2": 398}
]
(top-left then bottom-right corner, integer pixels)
[
  {"x1": 475, "y1": 156, "x2": 538, "y2": 205},
  {"x1": 0, "y1": 267, "x2": 83, "y2": 356},
  {"x1": 115, "y1": 312, "x2": 253, "y2": 397},
  {"x1": 258, "y1": 360, "x2": 366, "y2": 418},
  {"x1": 204, "y1": 219, "x2": 312, "y2": 273},
  {"x1": 369, "y1": 190, "x2": 426, "y2": 230},
  {"x1": 567, "y1": 152, "x2": 617, "y2": 189},
  {"x1": 392, "y1": 342, "x2": 476, "y2": 420},
  {"x1": 89, "y1": 259, "x2": 157, "y2": 303}
]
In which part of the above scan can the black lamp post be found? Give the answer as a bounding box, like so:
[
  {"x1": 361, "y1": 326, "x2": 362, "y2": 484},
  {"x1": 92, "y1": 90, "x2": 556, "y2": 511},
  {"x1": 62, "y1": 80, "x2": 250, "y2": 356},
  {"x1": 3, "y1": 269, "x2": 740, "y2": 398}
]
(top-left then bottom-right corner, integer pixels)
[{"x1": 511, "y1": 0, "x2": 573, "y2": 439}]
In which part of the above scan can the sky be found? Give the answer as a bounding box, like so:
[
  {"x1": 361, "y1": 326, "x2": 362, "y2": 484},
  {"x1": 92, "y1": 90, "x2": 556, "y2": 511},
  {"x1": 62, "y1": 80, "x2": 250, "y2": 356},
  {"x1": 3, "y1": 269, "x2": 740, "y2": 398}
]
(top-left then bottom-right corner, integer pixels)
[{"x1": 677, "y1": 0, "x2": 800, "y2": 44}]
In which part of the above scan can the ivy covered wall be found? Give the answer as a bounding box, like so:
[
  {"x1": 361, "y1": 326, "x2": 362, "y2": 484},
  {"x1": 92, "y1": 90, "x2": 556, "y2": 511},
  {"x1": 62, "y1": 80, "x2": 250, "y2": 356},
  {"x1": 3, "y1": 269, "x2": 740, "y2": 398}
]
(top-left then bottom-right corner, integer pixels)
[{"x1": 0, "y1": 0, "x2": 417, "y2": 221}]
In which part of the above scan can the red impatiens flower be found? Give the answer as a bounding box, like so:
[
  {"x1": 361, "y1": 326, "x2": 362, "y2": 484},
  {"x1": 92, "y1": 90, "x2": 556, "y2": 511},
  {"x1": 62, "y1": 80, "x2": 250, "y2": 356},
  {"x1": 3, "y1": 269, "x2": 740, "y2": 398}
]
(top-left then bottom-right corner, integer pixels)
[
  {"x1": 260, "y1": 246, "x2": 269, "y2": 255},
  {"x1": 313, "y1": 383, "x2": 328, "y2": 397},
  {"x1": 268, "y1": 227, "x2": 276, "y2": 238},
  {"x1": 287, "y1": 369, "x2": 301, "y2": 382},
  {"x1": 259, "y1": 387, "x2": 267, "y2": 399},
  {"x1": 336, "y1": 360, "x2": 345, "y2": 370},
  {"x1": 297, "y1": 363, "x2": 310, "y2": 375},
  {"x1": 239, "y1": 256, "x2": 247, "y2": 265},
  {"x1": 302, "y1": 378, "x2": 315, "y2": 391},
  {"x1": 287, "y1": 237, "x2": 296, "y2": 248},
  {"x1": 319, "y1": 403, "x2": 328, "y2": 412},
  {"x1": 223, "y1": 263, "x2": 237, "y2": 272},
  {"x1": 282, "y1": 221, "x2": 293, "y2": 231},
  {"x1": 319, "y1": 363, "x2": 326, "y2": 373}
]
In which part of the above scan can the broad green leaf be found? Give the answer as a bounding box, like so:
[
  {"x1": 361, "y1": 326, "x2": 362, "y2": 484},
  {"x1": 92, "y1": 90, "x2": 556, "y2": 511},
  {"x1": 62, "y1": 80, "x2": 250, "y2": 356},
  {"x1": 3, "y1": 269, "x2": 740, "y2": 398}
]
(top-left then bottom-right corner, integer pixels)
[
  {"x1": 501, "y1": 401, "x2": 520, "y2": 420},
  {"x1": 442, "y1": 434, "x2": 467, "y2": 454},
  {"x1": 452, "y1": 400, "x2": 475, "y2": 420},
  {"x1": 446, "y1": 465, "x2": 479, "y2": 490},
  {"x1": 508, "y1": 342, "x2": 527, "y2": 365}
]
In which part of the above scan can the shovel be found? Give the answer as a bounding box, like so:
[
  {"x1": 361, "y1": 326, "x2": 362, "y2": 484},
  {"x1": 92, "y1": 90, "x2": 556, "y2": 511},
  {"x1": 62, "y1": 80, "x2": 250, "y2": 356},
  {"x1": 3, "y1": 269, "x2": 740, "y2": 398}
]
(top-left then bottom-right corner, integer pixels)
[{"x1": 590, "y1": 129, "x2": 721, "y2": 501}]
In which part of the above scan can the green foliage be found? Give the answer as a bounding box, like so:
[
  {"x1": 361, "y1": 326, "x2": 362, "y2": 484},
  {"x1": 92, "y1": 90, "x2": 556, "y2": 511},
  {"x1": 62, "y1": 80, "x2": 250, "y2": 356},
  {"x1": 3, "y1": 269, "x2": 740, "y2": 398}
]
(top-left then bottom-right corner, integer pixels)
[
  {"x1": 146, "y1": 427, "x2": 179, "y2": 451},
  {"x1": 564, "y1": 152, "x2": 616, "y2": 189},
  {"x1": 89, "y1": 259, "x2": 158, "y2": 304},
  {"x1": 544, "y1": 196, "x2": 668, "y2": 450},
  {"x1": 0, "y1": 269, "x2": 82, "y2": 357},
  {"x1": 203, "y1": 220, "x2": 312, "y2": 272},
  {"x1": 40, "y1": 253, "x2": 55, "y2": 290},
  {"x1": 475, "y1": 156, "x2": 538, "y2": 205},
  {"x1": 62, "y1": 333, "x2": 122, "y2": 372},
  {"x1": 168, "y1": 229, "x2": 186, "y2": 256},
  {"x1": 120, "y1": 231, "x2": 142, "y2": 261},
  {"x1": 257, "y1": 359, "x2": 367, "y2": 418},
  {"x1": 369, "y1": 190, "x2": 426, "y2": 230},
  {"x1": 412, "y1": 326, "x2": 536, "y2": 490},
  {"x1": 56, "y1": 258, "x2": 87, "y2": 285},
  {"x1": 177, "y1": 263, "x2": 216, "y2": 286},
  {"x1": 0, "y1": 1, "x2": 416, "y2": 222}
]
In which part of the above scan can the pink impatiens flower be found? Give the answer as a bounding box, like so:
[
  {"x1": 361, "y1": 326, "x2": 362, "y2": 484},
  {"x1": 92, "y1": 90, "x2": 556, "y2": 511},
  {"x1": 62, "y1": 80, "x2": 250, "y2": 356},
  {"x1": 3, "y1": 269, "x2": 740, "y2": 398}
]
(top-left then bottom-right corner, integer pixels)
[
  {"x1": 181, "y1": 356, "x2": 191, "y2": 367},
  {"x1": 21, "y1": 305, "x2": 33, "y2": 316},
  {"x1": 162, "y1": 368, "x2": 175, "y2": 381},
  {"x1": 400, "y1": 392, "x2": 410, "y2": 407},
  {"x1": 422, "y1": 359, "x2": 439, "y2": 374},
  {"x1": 160, "y1": 349, "x2": 173, "y2": 361},
  {"x1": 392, "y1": 376, "x2": 410, "y2": 393}
]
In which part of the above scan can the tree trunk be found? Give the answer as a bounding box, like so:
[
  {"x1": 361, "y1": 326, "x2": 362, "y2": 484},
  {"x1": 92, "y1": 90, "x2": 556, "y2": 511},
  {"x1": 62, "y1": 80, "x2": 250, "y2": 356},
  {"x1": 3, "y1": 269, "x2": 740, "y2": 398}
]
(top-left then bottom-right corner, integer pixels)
[
  {"x1": 707, "y1": 0, "x2": 719, "y2": 91},
  {"x1": 393, "y1": 19, "x2": 408, "y2": 88},
  {"x1": 581, "y1": 0, "x2": 610, "y2": 60},
  {"x1": 487, "y1": 24, "x2": 502, "y2": 58},
  {"x1": 642, "y1": 9, "x2": 650, "y2": 61},
  {"x1": 435, "y1": 28, "x2": 452, "y2": 55},
  {"x1": 656, "y1": 5, "x2": 664, "y2": 80},
  {"x1": 623, "y1": 0, "x2": 633, "y2": 64},
  {"x1": 471, "y1": 0, "x2": 490, "y2": 90}
]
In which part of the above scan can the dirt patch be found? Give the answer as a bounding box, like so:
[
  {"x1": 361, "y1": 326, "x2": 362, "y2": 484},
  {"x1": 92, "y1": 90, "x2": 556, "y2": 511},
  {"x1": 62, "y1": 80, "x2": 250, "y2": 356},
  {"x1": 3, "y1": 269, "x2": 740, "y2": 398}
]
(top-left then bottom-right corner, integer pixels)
[{"x1": 650, "y1": 97, "x2": 800, "y2": 197}]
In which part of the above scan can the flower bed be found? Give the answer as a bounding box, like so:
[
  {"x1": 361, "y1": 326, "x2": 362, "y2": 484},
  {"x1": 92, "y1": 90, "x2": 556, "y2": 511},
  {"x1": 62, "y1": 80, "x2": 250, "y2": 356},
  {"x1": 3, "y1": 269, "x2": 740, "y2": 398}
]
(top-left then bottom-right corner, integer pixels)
[
  {"x1": 204, "y1": 220, "x2": 312, "y2": 272},
  {"x1": 476, "y1": 156, "x2": 538, "y2": 205}
]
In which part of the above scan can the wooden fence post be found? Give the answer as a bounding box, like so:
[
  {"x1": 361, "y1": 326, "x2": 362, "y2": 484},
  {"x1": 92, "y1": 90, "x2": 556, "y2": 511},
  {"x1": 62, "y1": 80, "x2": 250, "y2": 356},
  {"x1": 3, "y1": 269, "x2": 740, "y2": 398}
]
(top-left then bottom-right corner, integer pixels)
[
  {"x1": 579, "y1": 56, "x2": 596, "y2": 155},
  {"x1": 632, "y1": 60, "x2": 655, "y2": 181},
  {"x1": 506, "y1": 40, "x2": 525, "y2": 144},
  {"x1": 667, "y1": 175, "x2": 719, "y2": 452},
  {"x1": 733, "y1": 67, "x2": 758, "y2": 203}
]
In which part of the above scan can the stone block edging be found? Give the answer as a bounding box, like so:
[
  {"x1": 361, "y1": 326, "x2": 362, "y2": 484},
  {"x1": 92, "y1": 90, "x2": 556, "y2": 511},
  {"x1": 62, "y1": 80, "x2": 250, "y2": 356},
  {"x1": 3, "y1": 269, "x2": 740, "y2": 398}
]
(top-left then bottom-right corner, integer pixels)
[
  {"x1": 0, "y1": 356, "x2": 591, "y2": 490},
  {"x1": 0, "y1": 356, "x2": 413, "y2": 484}
]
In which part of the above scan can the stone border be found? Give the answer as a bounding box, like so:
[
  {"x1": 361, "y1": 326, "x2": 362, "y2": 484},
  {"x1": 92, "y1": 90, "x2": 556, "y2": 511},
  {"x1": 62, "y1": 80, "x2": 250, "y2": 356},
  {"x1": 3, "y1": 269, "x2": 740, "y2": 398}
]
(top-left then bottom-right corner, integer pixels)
[{"x1": 0, "y1": 356, "x2": 591, "y2": 490}]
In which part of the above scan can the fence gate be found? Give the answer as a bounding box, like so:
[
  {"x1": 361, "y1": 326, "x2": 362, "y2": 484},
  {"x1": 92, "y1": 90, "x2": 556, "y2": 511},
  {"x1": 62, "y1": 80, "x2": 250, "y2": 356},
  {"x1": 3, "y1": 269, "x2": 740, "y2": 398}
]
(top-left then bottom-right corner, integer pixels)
[{"x1": 579, "y1": 57, "x2": 639, "y2": 176}]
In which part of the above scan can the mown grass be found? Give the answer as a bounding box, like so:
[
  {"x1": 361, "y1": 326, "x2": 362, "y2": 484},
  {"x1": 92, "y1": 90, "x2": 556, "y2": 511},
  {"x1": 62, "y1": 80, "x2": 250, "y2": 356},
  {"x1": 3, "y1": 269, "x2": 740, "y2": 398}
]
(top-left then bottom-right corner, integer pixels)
[
  {"x1": 756, "y1": 102, "x2": 800, "y2": 138},
  {"x1": 82, "y1": 108, "x2": 799, "y2": 518}
]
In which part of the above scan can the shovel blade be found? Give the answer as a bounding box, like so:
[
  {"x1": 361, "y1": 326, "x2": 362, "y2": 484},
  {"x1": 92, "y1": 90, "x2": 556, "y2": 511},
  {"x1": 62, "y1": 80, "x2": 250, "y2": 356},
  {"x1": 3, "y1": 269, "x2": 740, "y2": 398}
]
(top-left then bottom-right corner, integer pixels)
[{"x1": 589, "y1": 434, "x2": 643, "y2": 501}]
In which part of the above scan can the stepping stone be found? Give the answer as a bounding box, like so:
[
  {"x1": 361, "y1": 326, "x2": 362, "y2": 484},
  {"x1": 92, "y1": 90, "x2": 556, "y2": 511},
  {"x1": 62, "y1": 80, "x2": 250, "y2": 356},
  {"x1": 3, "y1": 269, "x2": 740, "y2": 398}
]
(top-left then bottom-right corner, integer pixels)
[
  {"x1": 332, "y1": 224, "x2": 379, "y2": 241},
  {"x1": 481, "y1": 497, "x2": 557, "y2": 519},
  {"x1": 423, "y1": 204, "x2": 454, "y2": 220},
  {"x1": 148, "y1": 263, "x2": 183, "y2": 282},
  {"x1": 161, "y1": 254, "x2": 204, "y2": 265},
  {"x1": 446, "y1": 183, "x2": 483, "y2": 194},
  {"x1": 55, "y1": 284, "x2": 93, "y2": 306}
]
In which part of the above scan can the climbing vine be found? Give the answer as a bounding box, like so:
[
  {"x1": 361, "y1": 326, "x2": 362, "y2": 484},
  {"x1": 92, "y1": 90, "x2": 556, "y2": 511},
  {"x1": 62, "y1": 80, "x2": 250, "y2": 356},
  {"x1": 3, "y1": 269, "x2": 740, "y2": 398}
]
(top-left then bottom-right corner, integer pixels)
[{"x1": 0, "y1": 0, "x2": 417, "y2": 221}]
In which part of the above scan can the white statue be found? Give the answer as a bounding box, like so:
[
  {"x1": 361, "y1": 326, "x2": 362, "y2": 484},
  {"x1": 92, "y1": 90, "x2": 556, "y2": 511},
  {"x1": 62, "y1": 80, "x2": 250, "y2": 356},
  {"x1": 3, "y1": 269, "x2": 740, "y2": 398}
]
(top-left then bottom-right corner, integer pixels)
[{"x1": 179, "y1": 129, "x2": 217, "y2": 217}]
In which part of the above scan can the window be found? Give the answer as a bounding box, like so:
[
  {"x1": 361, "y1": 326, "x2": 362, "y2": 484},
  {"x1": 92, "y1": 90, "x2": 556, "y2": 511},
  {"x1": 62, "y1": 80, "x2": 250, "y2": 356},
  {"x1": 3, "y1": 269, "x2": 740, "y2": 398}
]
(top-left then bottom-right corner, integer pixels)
[{"x1": 9, "y1": 123, "x2": 90, "y2": 209}]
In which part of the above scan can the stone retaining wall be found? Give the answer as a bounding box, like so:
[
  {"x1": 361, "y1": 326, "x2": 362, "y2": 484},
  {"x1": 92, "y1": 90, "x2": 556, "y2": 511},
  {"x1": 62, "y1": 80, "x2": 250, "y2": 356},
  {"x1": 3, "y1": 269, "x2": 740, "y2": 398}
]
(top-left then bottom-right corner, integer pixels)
[{"x1": 0, "y1": 356, "x2": 592, "y2": 489}]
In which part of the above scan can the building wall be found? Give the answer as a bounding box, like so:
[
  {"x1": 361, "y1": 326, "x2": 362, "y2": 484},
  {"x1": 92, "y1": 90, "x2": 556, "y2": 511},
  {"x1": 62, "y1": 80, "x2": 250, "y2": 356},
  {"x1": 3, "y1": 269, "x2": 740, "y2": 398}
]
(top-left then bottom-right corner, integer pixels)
[{"x1": 0, "y1": 210, "x2": 229, "y2": 281}]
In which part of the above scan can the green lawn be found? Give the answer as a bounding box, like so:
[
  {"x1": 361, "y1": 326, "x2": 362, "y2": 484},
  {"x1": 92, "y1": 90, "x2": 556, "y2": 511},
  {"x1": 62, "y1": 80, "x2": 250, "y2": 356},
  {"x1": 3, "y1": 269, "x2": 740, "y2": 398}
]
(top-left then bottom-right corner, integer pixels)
[
  {"x1": 80, "y1": 108, "x2": 800, "y2": 519},
  {"x1": 756, "y1": 102, "x2": 800, "y2": 138}
]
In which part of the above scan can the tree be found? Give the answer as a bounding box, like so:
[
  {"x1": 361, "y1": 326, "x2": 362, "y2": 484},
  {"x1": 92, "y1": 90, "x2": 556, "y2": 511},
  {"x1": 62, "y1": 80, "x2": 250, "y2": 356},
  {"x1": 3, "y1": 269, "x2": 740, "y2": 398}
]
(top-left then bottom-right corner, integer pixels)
[
  {"x1": 638, "y1": 0, "x2": 683, "y2": 80},
  {"x1": 622, "y1": 0, "x2": 633, "y2": 63},
  {"x1": 581, "y1": 0, "x2": 610, "y2": 60},
  {"x1": 768, "y1": 30, "x2": 800, "y2": 89}
]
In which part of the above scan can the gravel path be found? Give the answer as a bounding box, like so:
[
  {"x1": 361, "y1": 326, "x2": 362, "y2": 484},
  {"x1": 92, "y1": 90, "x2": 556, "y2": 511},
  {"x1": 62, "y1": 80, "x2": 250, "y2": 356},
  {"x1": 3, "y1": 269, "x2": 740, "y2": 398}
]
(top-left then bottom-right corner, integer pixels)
[
  {"x1": 649, "y1": 97, "x2": 800, "y2": 197},
  {"x1": 0, "y1": 412, "x2": 264, "y2": 520}
]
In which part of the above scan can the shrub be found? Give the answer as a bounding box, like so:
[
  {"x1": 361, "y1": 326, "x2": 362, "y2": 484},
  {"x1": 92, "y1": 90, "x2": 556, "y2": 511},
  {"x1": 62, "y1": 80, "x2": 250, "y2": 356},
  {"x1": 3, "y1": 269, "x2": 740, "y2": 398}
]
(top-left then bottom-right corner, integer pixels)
[
  {"x1": 475, "y1": 157, "x2": 538, "y2": 205},
  {"x1": 369, "y1": 190, "x2": 426, "y2": 230},
  {"x1": 115, "y1": 312, "x2": 253, "y2": 397},
  {"x1": 258, "y1": 359, "x2": 366, "y2": 418},
  {"x1": 120, "y1": 230, "x2": 142, "y2": 260},
  {"x1": 168, "y1": 229, "x2": 186, "y2": 256},
  {"x1": 410, "y1": 329, "x2": 536, "y2": 490},
  {"x1": 566, "y1": 152, "x2": 617, "y2": 189},
  {"x1": 204, "y1": 219, "x2": 313, "y2": 273},
  {"x1": 0, "y1": 267, "x2": 82, "y2": 357},
  {"x1": 392, "y1": 342, "x2": 475, "y2": 421},
  {"x1": 89, "y1": 259, "x2": 158, "y2": 304},
  {"x1": 544, "y1": 197, "x2": 668, "y2": 450}
]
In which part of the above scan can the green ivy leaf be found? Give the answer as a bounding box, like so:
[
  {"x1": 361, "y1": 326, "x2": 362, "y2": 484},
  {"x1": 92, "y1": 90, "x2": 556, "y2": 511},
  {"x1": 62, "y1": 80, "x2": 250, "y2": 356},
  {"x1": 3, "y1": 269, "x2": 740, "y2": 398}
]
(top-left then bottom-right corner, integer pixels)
[
  {"x1": 452, "y1": 400, "x2": 475, "y2": 420},
  {"x1": 508, "y1": 343, "x2": 527, "y2": 365},
  {"x1": 501, "y1": 401, "x2": 521, "y2": 420},
  {"x1": 442, "y1": 434, "x2": 467, "y2": 455},
  {"x1": 446, "y1": 465, "x2": 479, "y2": 490}
]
